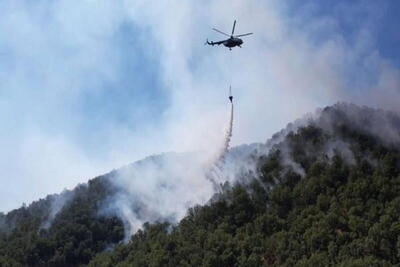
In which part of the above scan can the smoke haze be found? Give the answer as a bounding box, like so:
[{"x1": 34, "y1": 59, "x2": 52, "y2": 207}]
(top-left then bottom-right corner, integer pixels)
[
  {"x1": 0, "y1": 0, "x2": 399, "y2": 212},
  {"x1": 104, "y1": 101, "x2": 236, "y2": 240}
]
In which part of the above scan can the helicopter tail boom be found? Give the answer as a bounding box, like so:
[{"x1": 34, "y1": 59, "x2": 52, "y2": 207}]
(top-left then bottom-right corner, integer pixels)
[{"x1": 205, "y1": 39, "x2": 224, "y2": 46}]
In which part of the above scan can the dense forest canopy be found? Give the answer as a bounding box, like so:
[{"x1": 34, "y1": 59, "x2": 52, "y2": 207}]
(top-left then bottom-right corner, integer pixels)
[{"x1": 1, "y1": 103, "x2": 400, "y2": 266}]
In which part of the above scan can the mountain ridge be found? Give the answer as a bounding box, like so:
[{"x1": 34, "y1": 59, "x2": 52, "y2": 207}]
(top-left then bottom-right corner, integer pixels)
[{"x1": 1, "y1": 102, "x2": 400, "y2": 266}]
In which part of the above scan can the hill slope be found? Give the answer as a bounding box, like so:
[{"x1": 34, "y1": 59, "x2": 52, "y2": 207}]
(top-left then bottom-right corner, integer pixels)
[
  {"x1": 89, "y1": 103, "x2": 400, "y2": 266},
  {"x1": 1, "y1": 103, "x2": 400, "y2": 266}
]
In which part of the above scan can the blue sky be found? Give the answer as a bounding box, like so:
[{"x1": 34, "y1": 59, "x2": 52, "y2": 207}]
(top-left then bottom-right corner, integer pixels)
[
  {"x1": 286, "y1": 0, "x2": 400, "y2": 66},
  {"x1": 0, "y1": 0, "x2": 399, "y2": 212}
]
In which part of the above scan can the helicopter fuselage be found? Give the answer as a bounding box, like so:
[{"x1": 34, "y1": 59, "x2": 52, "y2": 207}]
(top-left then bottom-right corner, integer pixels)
[{"x1": 223, "y1": 37, "x2": 243, "y2": 48}]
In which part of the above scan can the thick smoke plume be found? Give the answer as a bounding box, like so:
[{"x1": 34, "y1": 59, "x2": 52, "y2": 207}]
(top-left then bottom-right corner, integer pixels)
[{"x1": 103, "y1": 101, "x2": 236, "y2": 241}]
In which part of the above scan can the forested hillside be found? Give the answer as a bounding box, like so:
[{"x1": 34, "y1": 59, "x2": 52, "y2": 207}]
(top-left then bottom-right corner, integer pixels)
[
  {"x1": 1, "y1": 103, "x2": 400, "y2": 266},
  {"x1": 88, "y1": 104, "x2": 400, "y2": 266},
  {"x1": 0, "y1": 172, "x2": 124, "y2": 266}
]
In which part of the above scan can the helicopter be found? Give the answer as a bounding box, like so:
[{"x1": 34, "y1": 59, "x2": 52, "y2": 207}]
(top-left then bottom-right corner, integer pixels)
[{"x1": 206, "y1": 20, "x2": 253, "y2": 50}]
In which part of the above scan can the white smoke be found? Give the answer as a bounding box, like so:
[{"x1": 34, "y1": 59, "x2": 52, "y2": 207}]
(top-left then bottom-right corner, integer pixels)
[
  {"x1": 1, "y1": 0, "x2": 400, "y2": 213},
  {"x1": 41, "y1": 189, "x2": 75, "y2": 229},
  {"x1": 102, "y1": 101, "x2": 236, "y2": 241},
  {"x1": 104, "y1": 152, "x2": 211, "y2": 241}
]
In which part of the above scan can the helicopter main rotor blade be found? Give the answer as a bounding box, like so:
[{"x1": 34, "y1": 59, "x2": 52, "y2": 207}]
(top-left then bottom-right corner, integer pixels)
[
  {"x1": 235, "y1": 32, "x2": 253, "y2": 37},
  {"x1": 212, "y1": 28, "x2": 230, "y2": 37},
  {"x1": 231, "y1": 20, "x2": 236, "y2": 36}
]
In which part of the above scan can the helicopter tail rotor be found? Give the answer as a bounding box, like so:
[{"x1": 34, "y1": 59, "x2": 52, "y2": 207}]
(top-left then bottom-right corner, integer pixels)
[{"x1": 205, "y1": 39, "x2": 214, "y2": 46}]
